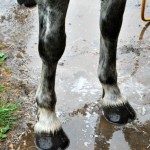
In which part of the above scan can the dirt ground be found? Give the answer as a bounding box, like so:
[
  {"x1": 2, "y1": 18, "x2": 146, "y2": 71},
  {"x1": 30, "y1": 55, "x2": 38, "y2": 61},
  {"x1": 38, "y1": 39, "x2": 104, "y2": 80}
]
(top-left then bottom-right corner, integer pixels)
[{"x1": 0, "y1": 0, "x2": 150, "y2": 150}]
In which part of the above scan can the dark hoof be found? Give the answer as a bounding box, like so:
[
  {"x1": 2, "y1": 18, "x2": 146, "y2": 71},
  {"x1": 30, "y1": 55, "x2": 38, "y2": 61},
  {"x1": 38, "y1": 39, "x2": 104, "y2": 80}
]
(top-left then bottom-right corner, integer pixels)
[
  {"x1": 35, "y1": 128, "x2": 70, "y2": 150},
  {"x1": 102, "y1": 102, "x2": 136, "y2": 125},
  {"x1": 17, "y1": 0, "x2": 25, "y2": 5},
  {"x1": 17, "y1": 0, "x2": 37, "y2": 7}
]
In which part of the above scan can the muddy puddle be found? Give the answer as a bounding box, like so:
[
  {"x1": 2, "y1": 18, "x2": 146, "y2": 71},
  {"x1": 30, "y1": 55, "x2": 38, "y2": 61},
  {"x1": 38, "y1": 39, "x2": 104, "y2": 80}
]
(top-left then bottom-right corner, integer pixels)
[{"x1": 0, "y1": 0, "x2": 150, "y2": 150}]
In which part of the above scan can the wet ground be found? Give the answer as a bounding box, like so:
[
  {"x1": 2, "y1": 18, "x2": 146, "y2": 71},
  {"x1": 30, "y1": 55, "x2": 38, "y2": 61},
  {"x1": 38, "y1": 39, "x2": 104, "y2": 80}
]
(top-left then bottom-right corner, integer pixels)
[{"x1": 0, "y1": 0, "x2": 150, "y2": 150}]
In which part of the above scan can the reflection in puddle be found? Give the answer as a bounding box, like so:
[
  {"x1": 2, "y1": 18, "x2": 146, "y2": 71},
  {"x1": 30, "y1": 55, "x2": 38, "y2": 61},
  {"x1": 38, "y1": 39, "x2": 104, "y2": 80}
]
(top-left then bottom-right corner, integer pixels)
[
  {"x1": 95, "y1": 116, "x2": 150, "y2": 150},
  {"x1": 15, "y1": 124, "x2": 36, "y2": 150}
]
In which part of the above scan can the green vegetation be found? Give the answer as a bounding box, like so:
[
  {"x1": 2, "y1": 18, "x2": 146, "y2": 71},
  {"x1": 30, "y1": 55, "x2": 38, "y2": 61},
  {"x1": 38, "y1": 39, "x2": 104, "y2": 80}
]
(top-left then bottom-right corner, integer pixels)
[
  {"x1": 0, "y1": 43, "x2": 6, "y2": 50},
  {"x1": 0, "y1": 41, "x2": 19, "y2": 139},
  {"x1": 3, "y1": 66, "x2": 11, "y2": 73},
  {"x1": 0, "y1": 84, "x2": 6, "y2": 93},
  {"x1": 0, "y1": 101, "x2": 20, "y2": 139},
  {"x1": 0, "y1": 51, "x2": 8, "y2": 63}
]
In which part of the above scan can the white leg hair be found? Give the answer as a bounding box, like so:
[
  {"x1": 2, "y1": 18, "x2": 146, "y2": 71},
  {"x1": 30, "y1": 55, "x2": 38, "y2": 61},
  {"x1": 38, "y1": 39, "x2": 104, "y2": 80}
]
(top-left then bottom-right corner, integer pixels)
[
  {"x1": 102, "y1": 84, "x2": 127, "y2": 106},
  {"x1": 34, "y1": 108, "x2": 62, "y2": 134}
]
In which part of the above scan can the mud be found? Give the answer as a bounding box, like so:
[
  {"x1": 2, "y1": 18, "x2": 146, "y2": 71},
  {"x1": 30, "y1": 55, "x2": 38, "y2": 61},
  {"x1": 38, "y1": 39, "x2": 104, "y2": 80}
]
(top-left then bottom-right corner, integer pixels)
[{"x1": 0, "y1": 0, "x2": 150, "y2": 150}]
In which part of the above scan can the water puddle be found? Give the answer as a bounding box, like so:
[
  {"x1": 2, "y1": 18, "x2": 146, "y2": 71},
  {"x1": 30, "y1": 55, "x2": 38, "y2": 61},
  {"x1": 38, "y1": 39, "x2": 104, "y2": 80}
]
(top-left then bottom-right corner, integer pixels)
[{"x1": 14, "y1": 103, "x2": 150, "y2": 150}]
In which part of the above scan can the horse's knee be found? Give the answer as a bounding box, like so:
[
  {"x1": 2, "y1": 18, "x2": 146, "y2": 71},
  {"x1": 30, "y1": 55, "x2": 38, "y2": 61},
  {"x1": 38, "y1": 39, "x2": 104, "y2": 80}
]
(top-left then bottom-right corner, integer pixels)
[
  {"x1": 39, "y1": 32, "x2": 66, "y2": 64},
  {"x1": 100, "y1": 0, "x2": 126, "y2": 40},
  {"x1": 38, "y1": 12, "x2": 66, "y2": 63},
  {"x1": 17, "y1": 0, "x2": 37, "y2": 7}
]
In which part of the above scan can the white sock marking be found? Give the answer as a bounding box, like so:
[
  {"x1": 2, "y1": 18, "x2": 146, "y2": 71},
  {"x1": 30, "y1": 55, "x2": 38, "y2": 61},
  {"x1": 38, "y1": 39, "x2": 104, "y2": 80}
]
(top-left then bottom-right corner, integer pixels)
[
  {"x1": 34, "y1": 108, "x2": 62, "y2": 134},
  {"x1": 102, "y1": 84, "x2": 127, "y2": 106}
]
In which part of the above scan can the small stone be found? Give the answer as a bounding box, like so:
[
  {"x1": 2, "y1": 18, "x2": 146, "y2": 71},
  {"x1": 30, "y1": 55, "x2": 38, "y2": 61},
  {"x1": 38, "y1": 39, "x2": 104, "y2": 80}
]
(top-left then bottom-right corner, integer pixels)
[
  {"x1": 84, "y1": 142, "x2": 90, "y2": 147},
  {"x1": 16, "y1": 52, "x2": 24, "y2": 58},
  {"x1": 58, "y1": 62, "x2": 64, "y2": 66},
  {"x1": 8, "y1": 143, "x2": 14, "y2": 149}
]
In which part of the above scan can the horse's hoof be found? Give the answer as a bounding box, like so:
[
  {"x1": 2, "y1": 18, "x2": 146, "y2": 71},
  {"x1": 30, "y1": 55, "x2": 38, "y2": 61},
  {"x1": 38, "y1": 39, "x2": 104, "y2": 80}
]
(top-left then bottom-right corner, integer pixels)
[
  {"x1": 17, "y1": 0, "x2": 25, "y2": 5},
  {"x1": 102, "y1": 101, "x2": 136, "y2": 125},
  {"x1": 17, "y1": 0, "x2": 37, "y2": 7},
  {"x1": 35, "y1": 128, "x2": 70, "y2": 150}
]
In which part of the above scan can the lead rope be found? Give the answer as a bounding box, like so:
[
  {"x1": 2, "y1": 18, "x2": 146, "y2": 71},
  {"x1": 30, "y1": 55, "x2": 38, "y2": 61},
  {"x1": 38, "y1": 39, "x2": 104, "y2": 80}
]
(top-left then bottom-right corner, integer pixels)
[{"x1": 141, "y1": 0, "x2": 150, "y2": 21}]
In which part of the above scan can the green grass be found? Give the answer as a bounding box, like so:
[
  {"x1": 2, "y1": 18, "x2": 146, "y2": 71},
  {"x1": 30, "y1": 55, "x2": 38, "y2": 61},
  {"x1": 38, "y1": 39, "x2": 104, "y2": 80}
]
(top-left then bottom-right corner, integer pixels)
[
  {"x1": 0, "y1": 51, "x2": 8, "y2": 63},
  {"x1": 0, "y1": 101, "x2": 20, "y2": 139},
  {"x1": 0, "y1": 43, "x2": 6, "y2": 50},
  {"x1": 3, "y1": 66, "x2": 11, "y2": 73},
  {"x1": 0, "y1": 84, "x2": 6, "y2": 93}
]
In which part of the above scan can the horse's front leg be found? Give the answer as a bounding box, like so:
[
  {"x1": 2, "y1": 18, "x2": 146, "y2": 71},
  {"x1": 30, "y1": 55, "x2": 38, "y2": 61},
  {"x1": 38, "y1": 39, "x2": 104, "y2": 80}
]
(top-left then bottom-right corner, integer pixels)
[
  {"x1": 99, "y1": 0, "x2": 136, "y2": 125},
  {"x1": 34, "y1": 0, "x2": 70, "y2": 149}
]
